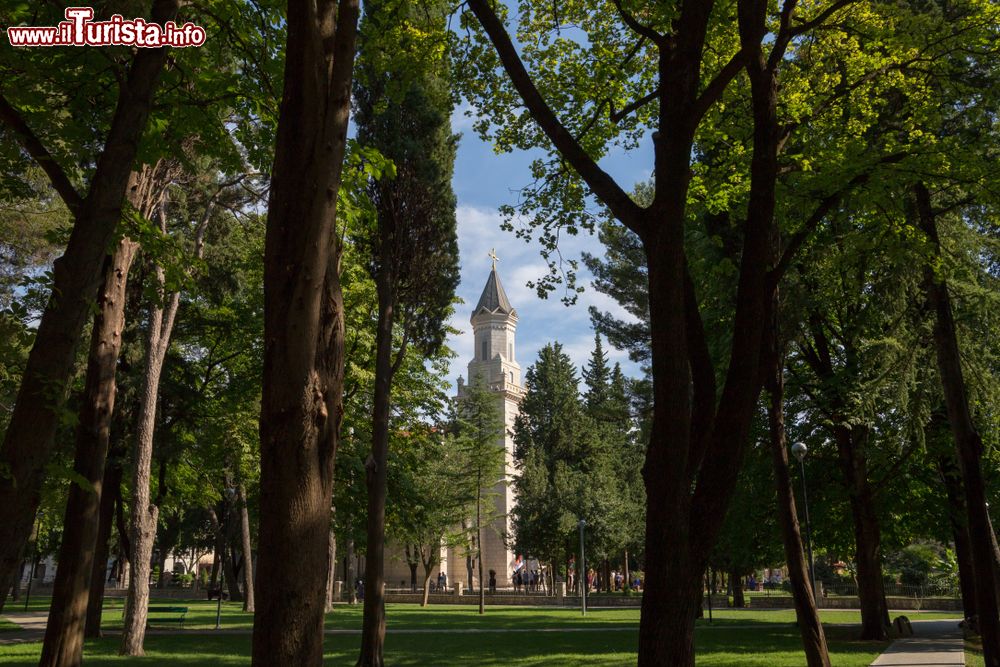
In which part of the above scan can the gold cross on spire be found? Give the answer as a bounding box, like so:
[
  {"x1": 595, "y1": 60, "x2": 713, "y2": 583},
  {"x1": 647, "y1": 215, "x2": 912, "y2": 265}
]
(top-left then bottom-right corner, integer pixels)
[{"x1": 488, "y1": 248, "x2": 499, "y2": 271}]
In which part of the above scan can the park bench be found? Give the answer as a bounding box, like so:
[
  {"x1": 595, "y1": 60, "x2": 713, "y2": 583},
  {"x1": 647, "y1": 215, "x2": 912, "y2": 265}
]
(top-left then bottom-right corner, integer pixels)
[
  {"x1": 144, "y1": 606, "x2": 189, "y2": 627},
  {"x1": 112, "y1": 602, "x2": 189, "y2": 627}
]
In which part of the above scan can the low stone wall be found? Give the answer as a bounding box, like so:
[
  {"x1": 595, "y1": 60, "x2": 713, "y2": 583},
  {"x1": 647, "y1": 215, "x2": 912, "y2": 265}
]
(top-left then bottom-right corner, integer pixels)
[
  {"x1": 746, "y1": 595, "x2": 962, "y2": 611},
  {"x1": 382, "y1": 592, "x2": 642, "y2": 607}
]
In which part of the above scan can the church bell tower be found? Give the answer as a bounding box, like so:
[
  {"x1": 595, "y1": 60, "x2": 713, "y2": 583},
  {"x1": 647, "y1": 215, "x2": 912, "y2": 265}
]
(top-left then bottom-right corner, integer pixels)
[{"x1": 451, "y1": 250, "x2": 524, "y2": 588}]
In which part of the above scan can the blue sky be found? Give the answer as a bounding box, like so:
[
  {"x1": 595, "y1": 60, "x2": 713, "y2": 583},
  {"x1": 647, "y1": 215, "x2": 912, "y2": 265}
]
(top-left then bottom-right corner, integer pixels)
[{"x1": 443, "y1": 101, "x2": 649, "y2": 391}]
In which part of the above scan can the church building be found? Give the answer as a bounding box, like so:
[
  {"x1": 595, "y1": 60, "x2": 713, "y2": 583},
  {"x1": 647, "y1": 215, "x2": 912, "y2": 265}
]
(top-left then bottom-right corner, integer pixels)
[{"x1": 384, "y1": 256, "x2": 525, "y2": 590}]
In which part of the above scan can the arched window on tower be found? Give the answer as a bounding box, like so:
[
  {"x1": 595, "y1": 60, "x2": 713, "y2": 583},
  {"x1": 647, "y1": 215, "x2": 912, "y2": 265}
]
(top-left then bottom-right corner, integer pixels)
[
  {"x1": 481, "y1": 340, "x2": 487, "y2": 360},
  {"x1": 510, "y1": 371, "x2": 514, "y2": 384}
]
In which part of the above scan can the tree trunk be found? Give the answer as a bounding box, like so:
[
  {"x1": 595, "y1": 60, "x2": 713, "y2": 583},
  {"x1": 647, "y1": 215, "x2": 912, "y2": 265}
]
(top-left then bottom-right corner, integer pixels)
[
  {"x1": 224, "y1": 543, "x2": 243, "y2": 603},
  {"x1": 120, "y1": 214, "x2": 182, "y2": 656},
  {"x1": 250, "y1": 0, "x2": 357, "y2": 664},
  {"x1": 346, "y1": 540, "x2": 357, "y2": 604},
  {"x1": 156, "y1": 550, "x2": 168, "y2": 590},
  {"x1": 623, "y1": 549, "x2": 631, "y2": 592},
  {"x1": 915, "y1": 182, "x2": 1000, "y2": 665},
  {"x1": 325, "y1": 529, "x2": 336, "y2": 612},
  {"x1": 358, "y1": 255, "x2": 396, "y2": 666},
  {"x1": 421, "y1": 566, "x2": 433, "y2": 607},
  {"x1": 191, "y1": 550, "x2": 202, "y2": 594},
  {"x1": 730, "y1": 571, "x2": 744, "y2": 608},
  {"x1": 465, "y1": 535, "x2": 474, "y2": 594},
  {"x1": 477, "y1": 472, "x2": 486, "y2": 615},
  {"x1": 0, "y1": 547, "x2": 25, "y2": 614},
  {"x1": 239, "y1": 484, "x2": 255, "y2": 613},
  {"x1": 403, "y1": 545, "x2": 418, "y2": 592},
  {"x1": 765, "y1": 343, "x2": 831, "y2": 667},
  {"x1": 937, "y1": 452, "x2": 979, "y2": 619},
  {"x1": 989, "y1": 521, "x2": 1000, "y2": 610},
  {"x1": 96, "y1": 459, "x2": 122, "y2": 614},
  {"x1": 11, "y1": 561, "x2": 25, "y2": 602},
  {"x1": 0, "y1": 0, "x2": 179, "y2": 601},
  {"x1": 831, "y1": 426, "x2": 890, "y2": 640},
  {"x1": 799, "y1": 318, "x2": 890, "y2": 639},
  {"x1": 209, "y1": 507, "x2": 225, "y2": 592}
]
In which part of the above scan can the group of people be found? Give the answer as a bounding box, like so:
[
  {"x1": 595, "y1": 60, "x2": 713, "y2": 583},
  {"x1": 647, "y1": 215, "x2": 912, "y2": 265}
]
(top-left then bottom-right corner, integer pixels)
[
  {"x1": 568, "y1": 563, "x2": 641, "y2": 593},
  {"x1": 744, "y1": 570, "x2": 785, "y2": 592},
  {"x1": 511, "y1": 567, "x2": 542, "y2": 592}
]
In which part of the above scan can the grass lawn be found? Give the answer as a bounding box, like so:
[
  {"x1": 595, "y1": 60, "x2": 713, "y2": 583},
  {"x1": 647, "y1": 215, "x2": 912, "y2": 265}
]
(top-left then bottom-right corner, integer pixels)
[
  {"x1": 966, "y1": 636, "x2": 985, "y2": 667},
  {"x1": 0, "y1": 626, "x2": 886, "y2": 666},
  {"x1": 0, "y1": 600, "x2": 961, "y2": 665}
]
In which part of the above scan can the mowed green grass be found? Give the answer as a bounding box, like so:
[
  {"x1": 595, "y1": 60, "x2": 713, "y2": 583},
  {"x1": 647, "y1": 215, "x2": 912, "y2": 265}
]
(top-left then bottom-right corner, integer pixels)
[
  {"x1": 0, "y1": 600, "x2": 961, "y2": 665},
  {"x1": 966, "y1": 636, "x2": 985, "y2": 667}
]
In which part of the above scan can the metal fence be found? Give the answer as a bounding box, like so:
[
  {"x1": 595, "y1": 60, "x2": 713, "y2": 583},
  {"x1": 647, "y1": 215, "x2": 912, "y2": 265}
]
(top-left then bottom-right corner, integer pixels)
[
  {"x1": 742, "y1": 581, "x2": 960, "y2": 599},
  {"x1": 385, "y1": 586, "x2": 555, "y2": 596},
  {"x1": 823, "y1": 581, "x2": 961, "y2": 599}
]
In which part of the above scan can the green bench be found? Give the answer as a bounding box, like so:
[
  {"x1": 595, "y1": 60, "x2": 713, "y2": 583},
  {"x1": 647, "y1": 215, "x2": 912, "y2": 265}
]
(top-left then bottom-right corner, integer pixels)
[
  {"x1": 112, "y1": 601, "x2": 189, "y2": 627},
  {"x1": 146, "y1": 606, "x2": 189, "y2": 626}
]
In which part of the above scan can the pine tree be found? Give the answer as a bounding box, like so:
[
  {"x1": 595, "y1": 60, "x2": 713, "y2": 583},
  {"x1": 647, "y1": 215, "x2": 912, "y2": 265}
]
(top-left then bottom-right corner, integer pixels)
[
  {"x1": 582, "y1": 333, "x2": 611, "y2": 413},
  {"x1": 512, "y1": 344, "x2": 606, "y2": 584}
]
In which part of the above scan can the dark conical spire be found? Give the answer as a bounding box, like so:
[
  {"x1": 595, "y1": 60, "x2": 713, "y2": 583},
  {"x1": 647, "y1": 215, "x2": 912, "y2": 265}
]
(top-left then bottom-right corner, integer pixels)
[{"x1": 473, "y1": 268, "x2": 514, "y2": 317}]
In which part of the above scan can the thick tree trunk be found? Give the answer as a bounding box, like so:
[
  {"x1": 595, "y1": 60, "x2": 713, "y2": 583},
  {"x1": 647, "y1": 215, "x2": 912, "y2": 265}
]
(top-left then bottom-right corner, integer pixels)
[
  {"x1": 730, "y1": 571, "x2": 744, "y2": 608},
  {"x1": 83, "y1": 288, "x2": 136, "y2": 639},
  {"x1": 250, "y1": 0, "x2": 357, "y2": 664},
  {"x1": 0, "y1": 0, "x2": 179, "y2": 600},
  {"x1": 224, "y1": 544, "x2": 243, "y2": 603},
  {"x1": 831, "y1": 426, "x2": 890, "y2": 639},
  {"x1": 239, "y1": 484, "x2": 255, "y2": 613},
  {"x1": 47, "y1": 234, "x2": 138, "y2": 648},
  {"x1": 358, "y1": 261, "x2": 396, "y2": 666},
  {"x1": 937, "y1": 452, "x2": 979, "y2": 619},
  {"x1": 916, "y1": 182, "x2": 1000, "y2": 665},
  {"x1": 765, "y1": 346, "x2": 831, "y2": 667}
]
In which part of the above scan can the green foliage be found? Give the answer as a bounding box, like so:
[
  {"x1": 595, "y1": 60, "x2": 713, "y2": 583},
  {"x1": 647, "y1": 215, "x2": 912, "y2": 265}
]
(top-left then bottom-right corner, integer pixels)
[
  {"x1": 451, "y1": 373, "x2": 507, "y2": 554},
  {"x1": 512, "y1": 341, "x2": 641, "y2": 571},
  {"x1": 884, "y1": 542, "x2": 959, "y2": 589},
  {"x1": 354, "y1": 0, "x2": 460, "y2": 359}
]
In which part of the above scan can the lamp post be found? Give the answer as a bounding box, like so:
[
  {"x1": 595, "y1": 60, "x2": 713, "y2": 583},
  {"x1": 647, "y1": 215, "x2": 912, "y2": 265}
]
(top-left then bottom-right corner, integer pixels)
[
  {"x1": 791, "y1": 442, "x2": 816, "y2": 600},
  {"x1": 578, "y1": 519, "x2": 587, "y2": 616}
]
